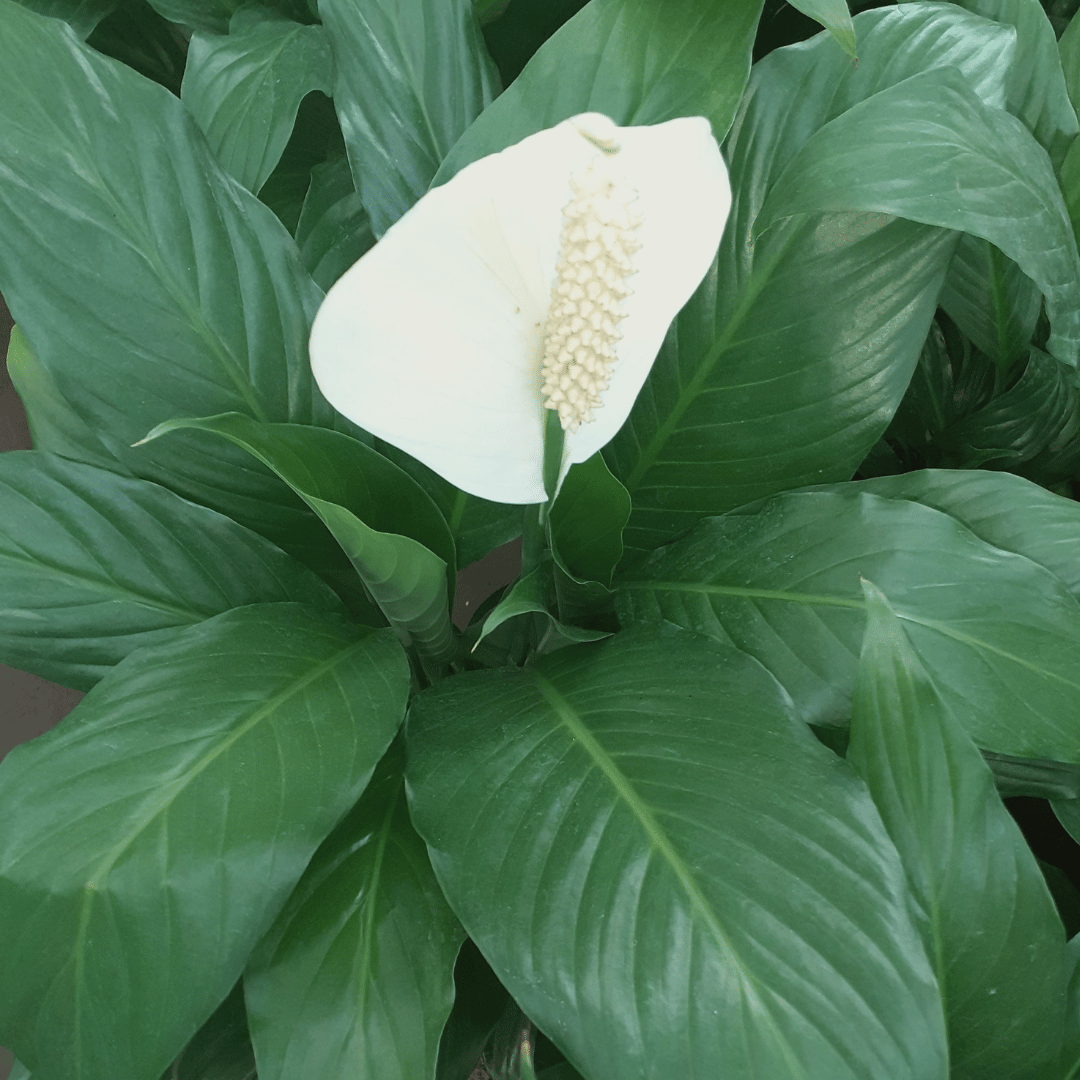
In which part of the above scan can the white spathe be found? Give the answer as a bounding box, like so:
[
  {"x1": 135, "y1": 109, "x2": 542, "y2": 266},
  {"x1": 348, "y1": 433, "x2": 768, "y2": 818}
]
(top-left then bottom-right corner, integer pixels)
[{"x1": 309, "y1": 112, "x2": 731, "y2": 505}]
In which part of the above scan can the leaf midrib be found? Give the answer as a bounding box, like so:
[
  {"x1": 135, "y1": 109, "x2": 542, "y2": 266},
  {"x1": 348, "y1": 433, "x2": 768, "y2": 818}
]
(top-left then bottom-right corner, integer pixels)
[{"x1": 530, "y1": 672, "x2": 808, "y2": 1080}]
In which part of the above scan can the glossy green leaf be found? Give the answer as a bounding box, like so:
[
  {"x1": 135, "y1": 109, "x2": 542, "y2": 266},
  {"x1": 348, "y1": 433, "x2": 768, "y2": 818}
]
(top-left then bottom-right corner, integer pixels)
[
  {"x1": 294, "y1": 152, "x2": 374, "y2": 292},
  {"x1": 245, "y1": 742, "x2": 463, "y2": 1080},
  {"x1": 1062, "y1": 9, "x2": 1080, "y2": 122},
  {"x1": 182, "y1": 10, "x2": 334, "y2": 194},
  {"x1": 0, "y1": 2, "x2": 340, "y2": 542},
  {"x1": 603, "y1": 3, "x2": 1014, "y2": 555},
  {"x1": 406, "y1": 625, "x2": 947, "y2": 1080},
  {"x1": 1055, "y1": 798, "x2": 1080, "y2": 846},
  {"x1": 617, "y1": 488, "x2": 1080, "y2": 761},
  {"x1": 143, "y1": 413, "x2": 456, "y2": 669},
  {"x1": 0, "y1": 603, "x2": 409, "y2": 1080},
  {"x1": 1064, "y1": 933, "x2": 1080, "y2": 1080},
  {"x1": 548, "y1": 453, "x2": 630, "y2": 588},
  {"x1": 0, "y1": 451, "x2": 341, "y2": 691},
  {"x1": 5, "y1": 326, "x2": 124, "y2": 473},
  {"x1": 939, "y1": 235, "x2": 1041, "y2": 367},
  {"x1": 319, "y1": 0, "x2": 499, "y2": 236},
  {"x1": 161, "y1": 981, "x2": 257, "y2": 1080},
  {"x1": 787, "y1": 0, "x2": 856, "y2": 58},
  {"x1": 13, "y1": 0, "x2": 114, "y2": 35},
  {"x1": 936, "y1": 346, "x2": 1078, "y2": 468},
  {"x1": 145, "y1": 0, "x2": 311, "y2": 33},
  {"x1": 848, "y1": 582, "x2": 1065, "y2": 1080},
  {"x1": 474, "y1": 556, "x2": 611, "y2": 653},
  {"x1": 756, "y1": 67, "x2": 1080, "y2": 371},
  {"x1": 983, "y1": 752, "x2": 1080, "y2": 799},
  {"x1": 952, "y1": 0, "x2": 1077, "y2": 166},
  {"x1": 434, "y1": 0, "x2": 765, "y2": 183},
  {"x1": 849, "y1": 468, "x2": 1080, "y2": 599}
]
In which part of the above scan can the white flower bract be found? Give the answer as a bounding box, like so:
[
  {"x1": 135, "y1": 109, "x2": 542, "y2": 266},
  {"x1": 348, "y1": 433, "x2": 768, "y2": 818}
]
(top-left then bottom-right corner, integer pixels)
[{"x1": 309, "y1": 112, "x2": 731, "y2": 504}]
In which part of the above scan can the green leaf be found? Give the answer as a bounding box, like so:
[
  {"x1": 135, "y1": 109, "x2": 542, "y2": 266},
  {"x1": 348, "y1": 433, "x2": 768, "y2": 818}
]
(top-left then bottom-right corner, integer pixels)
[
  {"x1": 787, "y1": 0, "x2": 856, "y2": 58},
  {"x1": 5, "y1": 326, "x2": 124, "y2": 473},
  {"x1": 548, "y1": 453, "x2": 630, "y2": 588},
  {"x1": 145, "y1": 0, "x2": 311, "y2": 33},
  {"x1": 1062, "y1": 8, "x2": 1080, "y2": 123},
  {"x1": 374, "y1": 441, "x2": 523, "y2": 570},
  {"x1": 294, "y1": 152, "x2": 375, "y2": 292},
  {"x1": 143, "y1": 413, "x2": 456, "y2": 670},
  {"x1": 474, "y1": 556, "x2": 611, "y2": 653},
  {"x1": 952, "y1": 0, "x2": 1078, "y2": 167},
  {"x1": 245, "y1": 742, "x2": 463, "y2": 1080},
  {"x1": 755, "y1": 67, "x2": 1080, "y2": 371},
  {"x1": 1054, "y1": 798, "x2": 1080, "y2": 846},
  {"x1": 161, "y1": 981, "x2": 257, "y2": 1080},
  {"x1": 12, "y1": 0, "x2": 114, "y2": 36},
  {"x1": 848, "y1": 467, "x2": 1080, "y2": 599},
  {"x1": 1064, "y1": 933, "x2": 1080, "y2": 1080},
  {"x1": 182, "y1": 10, "x2": 334, "y2": 194},
  {"x1": 434, "y1": 0, "x2": 765, "y2": 183},
  {"x1": 936, "y1": 346, "x2": 1079, "y2": 469},
  {"x1": 0, "y1": 451, "x2": 342, "y2": 691},
  {"x1": 982, "y1": 751, "x2": 1080, "y2": 799},
  {"x1": 847, "y1": 582, "x2": 1065, "y2": 1080},
  {"x1": 406, "y1": 625, "x2": 947, "y2": 1080},
  {"x1": 0, "y1": 3, "x2": 340, "y2": 541},
  {"x1": 319, "y1": 0, "x2": 500, "y2": 236},
  {"x1": 435, "y1": 940, "x2": 509, "y2": 1080},
  {"x1": 0, "y1": 603, "x2": 409, "y2": 1080},
  {"x1": 939, "y1": 235, "x2": 1042, "y2": 367},
  {"x1": 603, "y1": 3, "x2": 1015, "y2": 555},
  {"x1": 616, "y1": 488, "x2": 1080, "y2": 761}
]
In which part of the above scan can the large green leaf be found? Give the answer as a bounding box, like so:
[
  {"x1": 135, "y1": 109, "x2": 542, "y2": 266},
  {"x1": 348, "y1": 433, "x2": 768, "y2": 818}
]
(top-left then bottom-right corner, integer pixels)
[
  {"x1": 434, "y1": 0, "x2": 765, "y2": 183},
  {"x1": 616, "y1": 489, "x2": 1080, "y2": 761},
  {"x1": 848, "y1": 468, "x2": 1080, "y2": 598},
  {"x1": 755, "y1": 67, "x2": 1080, "y2": 371},
  {"x1": 181, "y1": 9, "x2": 334, "y2": 194},
  {"x1": 294, "y1": 152, "x2": 375, "y2": 292},
  {"x1": 953, "y1": 0, "x2": 1078, "y2": 167},
  {"x1": 406, "y1": 625, "x2": 947, "y2": 1080},
  {"x1": 244, "y1": 742, "x2": 463, "y2": 1080},
  {"x1": 603, "y1": 3, "x2": 1015, "y2": 555},
  {"x1": 319, "y1": 0, "x2": 500, "y2": 236},
  {"x1": 13, "y1": 0, "x2": 114, "y2": 35},
  {"x1": 143, "y1": 413, "x2": 456, "y2": 669},
  {"x1": 145, "y1": 0, "x2": 311, "y2": 33},
  {"x1": 5, "y1": 326, "x2": 124, "y2": 473},
  {"x1": 938, "y1": 235, "x2": 1041, "y2": 367},
  {"x1": 0, "y1": 2, "x2": 339, "y2": 543},
  {"x1": 1062, "y1": 9, "x2": 1080, "y2": 123},
  {"x1": 848, "y1": 583, "x2": 1065, "y2": 1080},
  {"x1": 0, "y1": 451, "x2": 341, "y2": 691},
  {"x1": 0, "y1": 603, "x2": 409, "y2": 1080}
]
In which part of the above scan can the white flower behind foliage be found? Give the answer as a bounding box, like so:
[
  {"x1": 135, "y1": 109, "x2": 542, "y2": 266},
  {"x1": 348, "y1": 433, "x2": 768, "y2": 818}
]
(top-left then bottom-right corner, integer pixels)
[{"x1": 310, "y1": 113, "x2": 731, "y2": 504}]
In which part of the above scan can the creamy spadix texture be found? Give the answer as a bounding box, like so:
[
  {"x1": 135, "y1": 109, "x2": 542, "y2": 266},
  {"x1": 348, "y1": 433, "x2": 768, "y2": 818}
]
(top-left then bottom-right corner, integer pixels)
[{"x1": 309, "y1": 112, "x2": 731, "y2": 504}]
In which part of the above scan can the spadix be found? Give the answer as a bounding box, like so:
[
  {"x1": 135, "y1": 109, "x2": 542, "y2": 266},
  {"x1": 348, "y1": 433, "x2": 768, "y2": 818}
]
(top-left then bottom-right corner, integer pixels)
[{"x1": 309, "y1": 112, "x2": 730, "y2": 504}]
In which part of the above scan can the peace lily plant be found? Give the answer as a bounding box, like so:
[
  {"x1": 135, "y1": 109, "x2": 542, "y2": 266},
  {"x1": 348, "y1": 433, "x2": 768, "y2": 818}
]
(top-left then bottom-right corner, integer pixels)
[{"x1": 4, "y1": 0, "x2": 1080, "y2": 1079}]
